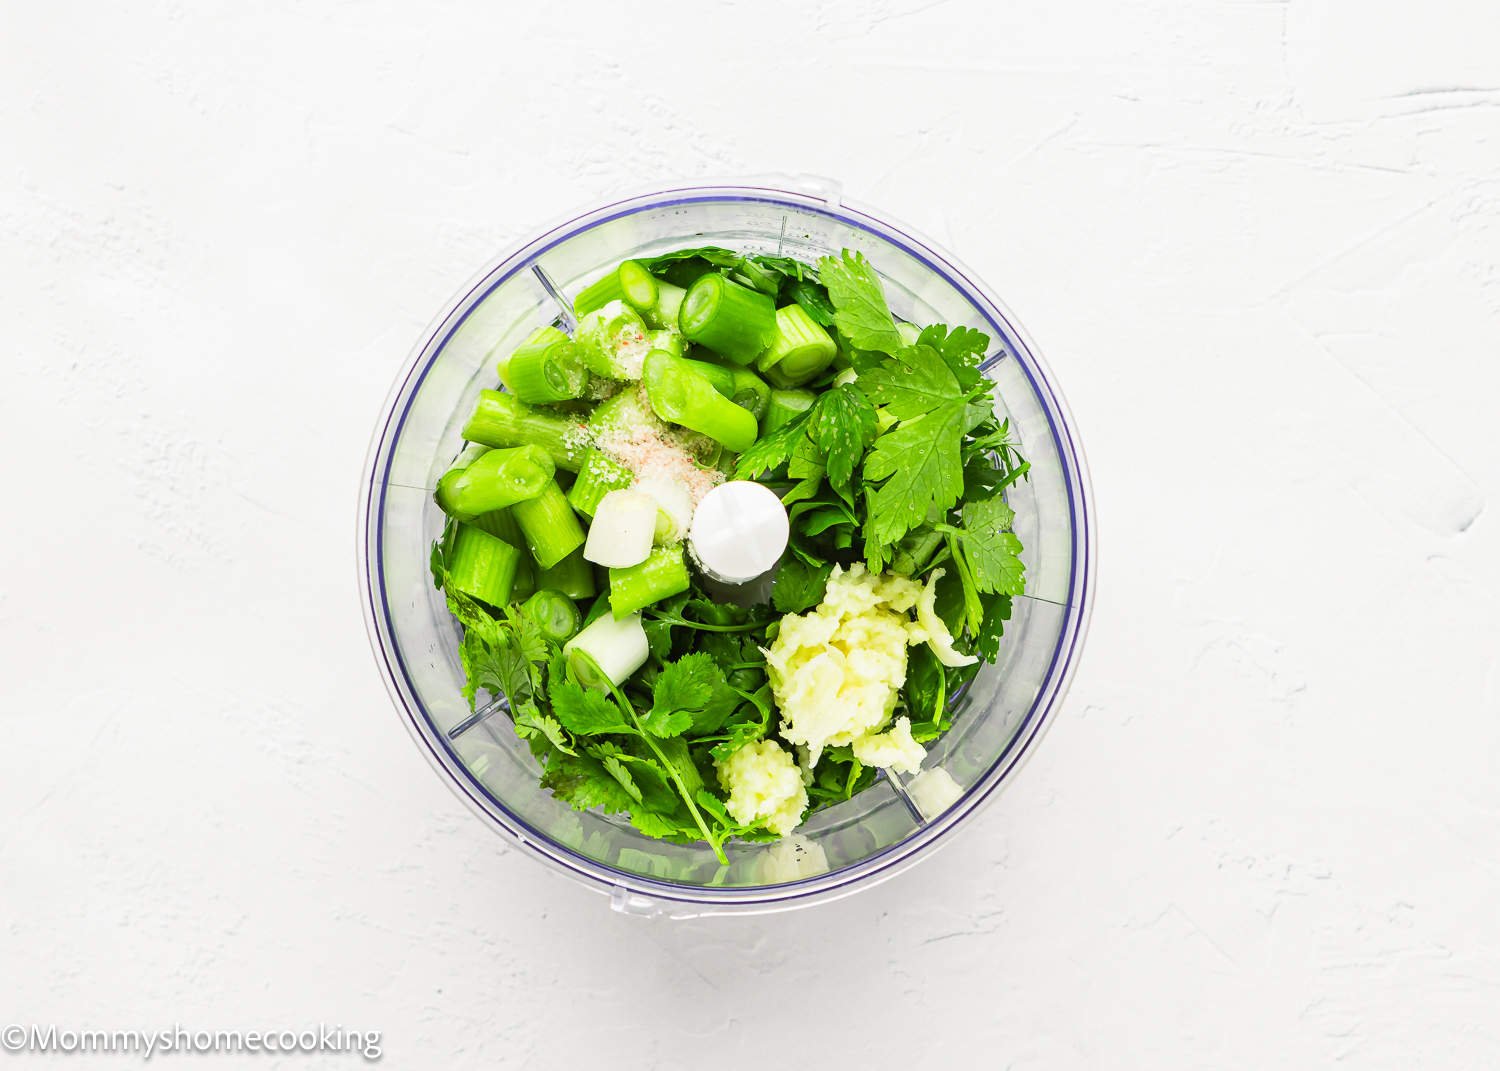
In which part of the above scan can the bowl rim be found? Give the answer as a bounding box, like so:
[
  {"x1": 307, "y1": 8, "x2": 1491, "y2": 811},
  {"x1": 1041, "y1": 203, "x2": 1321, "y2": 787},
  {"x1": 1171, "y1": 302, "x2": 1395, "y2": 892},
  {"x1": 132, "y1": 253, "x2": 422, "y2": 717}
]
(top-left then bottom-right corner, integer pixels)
[{"x1": 358, "y1": 180, "x2": 1097, "y2": 915}]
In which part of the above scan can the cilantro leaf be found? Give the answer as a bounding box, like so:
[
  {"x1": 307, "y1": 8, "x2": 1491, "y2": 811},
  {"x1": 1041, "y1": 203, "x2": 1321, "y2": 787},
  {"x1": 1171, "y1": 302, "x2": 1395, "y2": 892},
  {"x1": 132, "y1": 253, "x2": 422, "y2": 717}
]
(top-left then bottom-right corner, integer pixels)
[
  {"x1": 511, "y1": 700, "x2": 575, "y2": 756},
  {"x1": 862, "y1": 406, "x2": 967, "y2": 545},
  {"x1": 734, "y1": 413, "x2": 809, "y2": 480},
  {"x1": 598, "y1": 749, "x2": 644, "y2": 803},
  {"x1": 629, "y1": 810, "x2": 695, "y2": 839},
  {"x1": 860, "y1": 345, "x2": 963, "y2": 420},
  {"x1": 818, "y1": 250, "x2": 904, "y2": 355},
  {"x1": 806, "y1": 383, "x2": 877, "y2": 488},
  {"x1": 550, "y1": 680, "x2": 633, "y2": 736},
  {"x1": 957, "y1": 497, "x2": 1026, "y2": 596},
  {"x1": 646, "y1": 653, "x2": 735, "y2": 738},
  {"x1": 709, "y1": 721, "x2": 769, "y2": 763},
  {"x1": 772, "y1": 557, "x2": 832, "y2": 613},
  {"x1": 641, "y1": 707, "x2": 693, "y2": 738},
  {"x1": 540, "y1": 750, "x2": 638, "y2": 813},
  {"x1": 652, "y1": 653, "x2": 719, "y2": 715}
]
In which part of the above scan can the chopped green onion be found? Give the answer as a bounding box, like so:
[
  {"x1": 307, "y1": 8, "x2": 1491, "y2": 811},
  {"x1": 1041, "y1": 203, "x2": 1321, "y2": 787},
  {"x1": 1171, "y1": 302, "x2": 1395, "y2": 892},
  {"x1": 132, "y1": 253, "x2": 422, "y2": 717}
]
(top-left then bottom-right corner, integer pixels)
[
  {"x1": 462, "y1": 390, "x2": 587, "y2": 472},
  {"x1": 470, "y1": 508, "x2": 535, "y2": 599},
  {"x1": 537, "y1": 547, "x2": 597, "y2": 600},
  {"x1": 644, "y1": 280, "x2": 686, "y2": 330},
  {"x1": 584, "y1": 488, "x2": 658, "y2": 569},
  {"x1": 678, "y1": 274, "x2": 776, "y2": 364},
  {"x1": 433, "y1": 443, "x2": 489, "y2": 515},
  {"x1": 588, "y1": 385, "x2": 655, "y2": 435},
  {"x1": 646, "y1": 327, "x2": 686, "y2": 358},
  {"x1": 522, "y1": 588, "x2": 582, "y2": 644},
  {"x1": 433, "y1": 444, "x2": 555, "y2": 520},
  {"x1": 608, "y1": 544, "x2": 691, "y2": 618},
  {"x1": 641, "y1": 350, "x2": 758, "y2": 452},
  {"x1": 575, "y1": 300, "x2": 651, "y2": 380},
  {"x1": 762, "y1": 388, "x2": 816, "y2": 433},
  {"x1": 573, "y1": 270, "x2": 626, "y2": 318},
  {"x1": 727, "y1": 366, "x2": 771, "y2": 419},
  {"x1": 566, "y1": 448, "x2": 634, "y2": 518},
  {"x1": 757, "y1": 304, "x2": 837, "y2": 386},
  {"x1": 445, "y1": 523, "x2": 522, "y2": 607},
  {"x1": 618, "y1": 260, "x2": 658, "y2": 311},
  {"x1": 498, "y1": 326, "x2": 589, "y2": 405},
  {"x1": 671, "y1": 353, "x2": 735, "y2": 397},
  {"x1": 510, "y1": 479, "x2": 586, "y2": 570},
  {"x1": 564, "y1": 611, "x2": 648, "y2": 689}
]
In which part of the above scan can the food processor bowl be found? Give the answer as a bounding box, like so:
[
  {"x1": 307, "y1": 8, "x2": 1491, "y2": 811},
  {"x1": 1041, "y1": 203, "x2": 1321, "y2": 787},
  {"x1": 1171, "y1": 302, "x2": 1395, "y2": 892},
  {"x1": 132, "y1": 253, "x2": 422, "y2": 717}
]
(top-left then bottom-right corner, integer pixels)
[{"x1": 358, "y1": 179, "x2": 1095, "y2": 917}]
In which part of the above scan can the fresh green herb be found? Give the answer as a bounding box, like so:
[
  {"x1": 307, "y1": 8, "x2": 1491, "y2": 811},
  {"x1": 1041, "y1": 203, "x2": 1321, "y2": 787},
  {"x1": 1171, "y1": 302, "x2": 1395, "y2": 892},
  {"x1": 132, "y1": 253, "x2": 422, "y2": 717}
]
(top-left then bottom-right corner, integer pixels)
[
  {"x1": 431, "y1": 243, "x2": 1032, "y2": 857},
  {"x1": 817, "y1": 250, "x2": 904, "y2": 355}
]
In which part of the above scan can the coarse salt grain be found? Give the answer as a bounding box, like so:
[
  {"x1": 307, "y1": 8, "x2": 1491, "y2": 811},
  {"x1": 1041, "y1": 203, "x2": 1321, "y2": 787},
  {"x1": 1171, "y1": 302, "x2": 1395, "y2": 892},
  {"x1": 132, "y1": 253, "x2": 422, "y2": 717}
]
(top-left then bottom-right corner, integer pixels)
[{"x1": 593, "y1": 424, "x2": 723, "y2": 507}]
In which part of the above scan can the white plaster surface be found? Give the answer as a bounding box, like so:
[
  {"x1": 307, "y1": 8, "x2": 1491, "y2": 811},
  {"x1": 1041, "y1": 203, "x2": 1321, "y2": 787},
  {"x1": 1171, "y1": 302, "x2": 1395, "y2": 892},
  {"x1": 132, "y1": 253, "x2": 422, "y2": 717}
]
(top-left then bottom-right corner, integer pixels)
[{"x1": 4, "y1": 2, "x2": 1500, "y2": 1067}]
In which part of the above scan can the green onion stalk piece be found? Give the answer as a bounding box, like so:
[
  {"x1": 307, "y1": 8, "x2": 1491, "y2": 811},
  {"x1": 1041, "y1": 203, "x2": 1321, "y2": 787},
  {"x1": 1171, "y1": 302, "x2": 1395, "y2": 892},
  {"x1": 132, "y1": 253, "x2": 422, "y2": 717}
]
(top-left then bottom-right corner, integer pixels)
[
  {"x1": 537, "y1": 547, "x2": 597, "y2": 600},
  {"x1": 462, "y1": 390, "x2": 587, "y2": 472},
  {"x1": 608, "y1": 544, "x2": 690, "y2": 618},
  {"x1": 727, "y1": 366, "x2": 771, "y2": 419},
  {"x1": 641, "y1": 349, "x2": 758, "y2": 453},
  {"x1": 566, "y1": 447, "x2": 634, "y2": 518},
  {"x1": 469, "y1": 508, "x2": 536, "y2": 599},
  {"x1": 617, "y1": 260, "x2": 658, "y2": 312},
  {"x1": 564, "y1": 612, "x2": 648, "y2": 689},
  {"x1": 762, "y1": 388, "x2": 816, "y2": 433},
  {"x1": 510, "y1": 479, "x2": 586, "y2": 570},
  {"x1": 445, "y1": 523, "x2": 522, "y2": 607},
  {"x1": 574, "y1": 301, "x2": 651, "y2": 380},
  {"x1": 644, "y1": 280, "x2": 687, "y2": 330},
  {"x1": 587, "y1": 385, "x2": 656, "y2": 435},
  {"x1": 757, "y1": 304, "x2": 837, "y2": 386},
  {"x1": 522, "y1": 588, "x2": 582, "y2": 644},
  {"x1": 678, "y1": 274, "x2": 777, "y2": 365},
  {"x1": 499, "y1": 326, "x2": 590, "y2": 405},
  {"x1": 572, "y1": 270, "x2": 626, "y2": 319},
  {"x1": 434, "y1": 444, "x2": 555, "y2": 520}
]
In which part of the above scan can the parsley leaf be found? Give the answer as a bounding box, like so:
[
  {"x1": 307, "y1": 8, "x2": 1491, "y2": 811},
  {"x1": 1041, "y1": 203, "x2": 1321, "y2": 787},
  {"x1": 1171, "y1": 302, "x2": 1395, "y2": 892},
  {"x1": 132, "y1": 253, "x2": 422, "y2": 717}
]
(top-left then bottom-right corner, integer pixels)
[
  {"x1": 772, "y1": 557, "x2": 832, "y2": 613},
  {"x1": 970, "y1": 592, "x2": 1013, "y2": 664},
  {"x1": 550, "y1": 680, "x2": 633, "y2": 736},
  {"x1": 916, "y1": 323, "x2": 988, "y2": 390},
  {"x1": 862, "y1": 407, "x2": 968, "y2": 545},
  {"x1": 787, "y1": 279, "x2": 835, "y2": 326},
  {"x1": 806, "y1": 383, "x2": 877, "y2": 488},
  {"x1": 818, "y1": 250, "x2": 904, "y2": 355},
  {"x1": 860, "y1": 344, "x2": 963, "y2": 419},
  {"x1": 956, "y1": 497, "x2": 1026, "y2": 596},
  {"x1": 734, "y1": 412, "x2": 809, "y2": 480},
  {"x1": 652, "y1": 653, "x2": 718, "y2": 714}
]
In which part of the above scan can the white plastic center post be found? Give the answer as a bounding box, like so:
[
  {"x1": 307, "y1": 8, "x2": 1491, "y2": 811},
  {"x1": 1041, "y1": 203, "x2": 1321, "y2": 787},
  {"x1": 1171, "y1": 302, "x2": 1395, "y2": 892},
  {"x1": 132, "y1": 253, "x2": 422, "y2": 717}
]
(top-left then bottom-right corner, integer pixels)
[{"x1": 688, "y1": 481, "x2": 790, "y2": 585}]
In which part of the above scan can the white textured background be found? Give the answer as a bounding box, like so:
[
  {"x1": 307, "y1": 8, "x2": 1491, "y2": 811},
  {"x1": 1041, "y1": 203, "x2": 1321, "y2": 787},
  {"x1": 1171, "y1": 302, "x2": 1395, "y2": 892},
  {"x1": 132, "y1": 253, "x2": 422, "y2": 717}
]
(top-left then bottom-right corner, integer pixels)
[{"x1": 4, "y1": 1, "x2": 1499, "y2": 1067}]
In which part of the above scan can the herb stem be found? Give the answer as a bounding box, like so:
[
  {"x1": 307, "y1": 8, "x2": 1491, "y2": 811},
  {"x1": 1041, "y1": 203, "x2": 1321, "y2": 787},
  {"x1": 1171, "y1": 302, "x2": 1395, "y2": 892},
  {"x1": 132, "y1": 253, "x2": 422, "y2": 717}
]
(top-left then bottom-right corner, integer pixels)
[{"x1": 606, "y1": 679, "x2": 725, "y2": 864}]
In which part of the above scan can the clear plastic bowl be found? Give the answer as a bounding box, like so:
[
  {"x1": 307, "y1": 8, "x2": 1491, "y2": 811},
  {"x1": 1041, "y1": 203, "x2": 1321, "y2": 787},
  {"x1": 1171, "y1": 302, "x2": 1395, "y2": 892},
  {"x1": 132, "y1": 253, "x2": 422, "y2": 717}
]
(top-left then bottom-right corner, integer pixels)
[{"x1": 358, "y1": 179, "x2": 1095, "y2": 917}]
